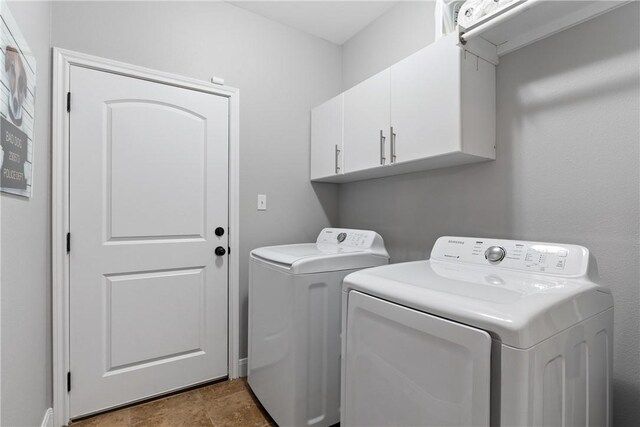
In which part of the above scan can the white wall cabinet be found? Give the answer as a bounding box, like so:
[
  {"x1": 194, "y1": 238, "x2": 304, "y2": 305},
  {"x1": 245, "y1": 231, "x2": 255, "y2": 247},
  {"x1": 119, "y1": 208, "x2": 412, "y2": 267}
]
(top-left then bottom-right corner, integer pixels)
[
  {"x1": 390, "y1": 32, "x2": 496, "y2": 165},
  {"x1": 310, "y1": 33, "x2": 496, "y2": 183},
  {"x1": 343, "y1": 69, "x2": 391, "y2": 173},
  {"x1": 310, "y1": 94, "x2": 343, "y2": 180}
]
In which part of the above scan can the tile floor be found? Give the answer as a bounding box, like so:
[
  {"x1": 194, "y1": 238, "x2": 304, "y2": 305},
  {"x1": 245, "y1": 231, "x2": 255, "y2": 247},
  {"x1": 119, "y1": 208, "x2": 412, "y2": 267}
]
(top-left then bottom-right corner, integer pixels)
[{"x1": 70, "y1": 379, "x2": 276, "y2": 427}]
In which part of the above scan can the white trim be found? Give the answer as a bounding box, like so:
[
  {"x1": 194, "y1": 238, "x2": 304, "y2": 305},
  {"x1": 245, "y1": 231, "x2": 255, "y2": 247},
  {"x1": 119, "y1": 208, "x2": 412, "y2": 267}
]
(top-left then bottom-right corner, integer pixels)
[
  {"x1": 41, "y1": 408, "x2": 54, "y2": 427},
  {"x1": 238, "y1": 357, "x2": 248, "y2": 378},
  {"x1": 52, "y1": 48, "x2": 240, "y2": 427},
  {"x1": 227, "y1": 84, "x2": 242, "y2": 381}
]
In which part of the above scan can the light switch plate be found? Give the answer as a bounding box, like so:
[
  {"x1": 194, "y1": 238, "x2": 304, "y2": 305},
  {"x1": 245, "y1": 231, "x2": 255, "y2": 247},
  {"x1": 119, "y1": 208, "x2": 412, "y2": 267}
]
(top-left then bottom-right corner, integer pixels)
[{"x1": 257, "y1": 194, "x2": 267, "y2": 211}]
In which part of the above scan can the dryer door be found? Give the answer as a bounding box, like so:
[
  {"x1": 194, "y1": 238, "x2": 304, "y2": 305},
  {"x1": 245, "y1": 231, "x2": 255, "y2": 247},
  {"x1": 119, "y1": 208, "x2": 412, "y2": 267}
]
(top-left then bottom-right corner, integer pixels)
[{"x1": 343, "y1": 291, "x2": 491, "y2": 427}]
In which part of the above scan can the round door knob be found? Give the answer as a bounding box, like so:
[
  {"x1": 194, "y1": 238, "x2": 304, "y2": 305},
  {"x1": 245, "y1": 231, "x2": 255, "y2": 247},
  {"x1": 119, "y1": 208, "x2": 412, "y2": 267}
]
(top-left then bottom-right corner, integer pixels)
[
  {"x1": 215, "y1": 227, "x2": 225, "y2": 237},
  {"x1": 484, "y1": 246, "x2": 506, "y2": 264},
  {"x1": 215, "y1": 246, "x2": 226, "y2": 256}
]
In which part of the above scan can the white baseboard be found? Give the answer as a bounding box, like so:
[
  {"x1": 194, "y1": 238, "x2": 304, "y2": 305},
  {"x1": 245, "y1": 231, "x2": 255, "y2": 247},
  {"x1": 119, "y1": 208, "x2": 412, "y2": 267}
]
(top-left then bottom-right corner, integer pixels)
[
  {"x1": 41, "y1": 408, "x2": 53, "y2": 427},
  {"x1": 238, "y1": 357, "x2": 247, "y2": 377}
]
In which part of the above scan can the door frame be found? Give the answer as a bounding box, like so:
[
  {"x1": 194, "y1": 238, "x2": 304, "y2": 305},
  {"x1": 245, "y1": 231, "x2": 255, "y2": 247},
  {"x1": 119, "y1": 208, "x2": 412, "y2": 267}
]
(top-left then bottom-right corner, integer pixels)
[{"x1": 51, "y1": 48, "x2": 240, "y2": 427}]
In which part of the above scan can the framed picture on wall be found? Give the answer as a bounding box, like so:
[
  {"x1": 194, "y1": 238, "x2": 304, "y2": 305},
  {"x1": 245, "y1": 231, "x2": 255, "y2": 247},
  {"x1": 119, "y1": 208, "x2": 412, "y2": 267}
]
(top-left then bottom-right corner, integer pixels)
[{"x1": 0, "y1": 1, "x2": 35, "y2": 198}]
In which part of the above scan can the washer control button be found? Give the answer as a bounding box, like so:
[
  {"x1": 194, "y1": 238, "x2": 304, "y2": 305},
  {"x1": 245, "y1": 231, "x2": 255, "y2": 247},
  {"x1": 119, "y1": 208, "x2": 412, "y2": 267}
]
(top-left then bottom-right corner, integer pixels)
[{"x1": 485, "y1": 246, "x2": 506, "y2": 264}]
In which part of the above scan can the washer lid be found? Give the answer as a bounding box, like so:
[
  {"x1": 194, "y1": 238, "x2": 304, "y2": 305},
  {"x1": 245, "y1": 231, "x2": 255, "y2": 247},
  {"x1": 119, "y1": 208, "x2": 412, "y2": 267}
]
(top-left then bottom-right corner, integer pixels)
[
  {"x1": 250, "y1": 228, "x2": 389, "y2": 274},
  {"x1": 343, "y1": 237, "x2": 613, "y2": 349}
]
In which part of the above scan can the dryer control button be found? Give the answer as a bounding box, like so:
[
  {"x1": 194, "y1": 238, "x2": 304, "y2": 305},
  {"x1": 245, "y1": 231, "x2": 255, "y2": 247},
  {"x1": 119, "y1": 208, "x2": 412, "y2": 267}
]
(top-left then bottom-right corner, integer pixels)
[{"x1": 485, "y1": 246, "x2": 506, "y2": 264}]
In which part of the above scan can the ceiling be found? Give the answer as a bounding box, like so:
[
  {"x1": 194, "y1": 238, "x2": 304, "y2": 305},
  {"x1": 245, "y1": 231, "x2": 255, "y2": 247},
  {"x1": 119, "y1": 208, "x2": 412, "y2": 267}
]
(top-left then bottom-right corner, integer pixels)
[{"x1": 228, "y1": 1, "x2": 398, "y2": 45}]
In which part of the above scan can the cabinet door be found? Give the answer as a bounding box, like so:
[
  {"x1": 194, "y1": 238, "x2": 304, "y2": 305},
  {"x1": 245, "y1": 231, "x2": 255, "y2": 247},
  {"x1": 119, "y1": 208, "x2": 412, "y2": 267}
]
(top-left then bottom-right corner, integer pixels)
[
  {"x1": 390, "y1": 33, "x2": 461, "y2": 163},
  {"x1": 343, "y1": 69, "x2": 391, "y2": 173},
  {"x1": 311, "y1": 94, "x2": 343, "y2": 180}
]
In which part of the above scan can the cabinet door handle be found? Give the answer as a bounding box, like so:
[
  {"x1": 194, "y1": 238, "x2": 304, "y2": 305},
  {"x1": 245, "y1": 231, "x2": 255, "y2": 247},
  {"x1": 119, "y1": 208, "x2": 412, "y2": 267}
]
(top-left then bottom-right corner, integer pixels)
[
  {"x1": 380, "y1": 130, "x2": 386, "y2": 165},
  {"x1": 390, "y1": 126, "x2": 397, "y2": 163},
  {"x1": 335, "y1": 144, "x2": 341, "y2": 174}
]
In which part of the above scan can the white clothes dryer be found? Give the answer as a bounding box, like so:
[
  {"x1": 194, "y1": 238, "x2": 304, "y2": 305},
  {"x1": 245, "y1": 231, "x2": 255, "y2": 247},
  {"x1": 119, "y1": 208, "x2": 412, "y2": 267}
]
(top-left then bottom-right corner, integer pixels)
[
  {"x1": 341, "y1": 236, "x2": 613, "y2": 427},
  {"x1": 248, "y1": 228, "x2": 389, "y2": 427}
]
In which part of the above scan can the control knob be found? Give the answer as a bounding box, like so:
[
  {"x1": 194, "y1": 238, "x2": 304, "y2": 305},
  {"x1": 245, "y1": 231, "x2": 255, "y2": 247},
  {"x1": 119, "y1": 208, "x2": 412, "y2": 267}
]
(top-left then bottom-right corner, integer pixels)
[{"x1": 485, "y1": 246, "x2": 506, "y2": 264}]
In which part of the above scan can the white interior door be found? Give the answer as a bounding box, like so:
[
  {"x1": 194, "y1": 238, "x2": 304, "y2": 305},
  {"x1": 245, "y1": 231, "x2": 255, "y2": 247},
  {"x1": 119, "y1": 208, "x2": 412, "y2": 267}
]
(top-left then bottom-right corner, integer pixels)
[
  {"x1": 69, "y1": 65, "x2": 229, "y2": 417},
  {"x1": 343, "y1": 291, "x2": 491, "y2": 427}
]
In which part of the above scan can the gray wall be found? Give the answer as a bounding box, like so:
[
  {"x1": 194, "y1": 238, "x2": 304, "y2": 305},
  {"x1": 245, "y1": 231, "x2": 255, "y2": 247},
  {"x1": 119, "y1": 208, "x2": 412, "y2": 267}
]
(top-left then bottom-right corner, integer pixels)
[
  {"x1": 1, "y1": 1, "x2": 53, "y2": 426},
  {"x1": 51, "y1": 1, "x2": 342, "y2": 359},
  {"x1": 342, "y1": 1, "x2": 435, "y2": 90},
  {"x1": 338, "y1": 2, "x2": 640, "y2": 424}
]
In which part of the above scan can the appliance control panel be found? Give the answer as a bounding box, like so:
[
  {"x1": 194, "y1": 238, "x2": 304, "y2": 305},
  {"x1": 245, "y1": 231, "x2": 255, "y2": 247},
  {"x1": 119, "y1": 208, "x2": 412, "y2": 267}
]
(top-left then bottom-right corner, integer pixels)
[
  {"x1": 316, "y1": 228, "x2": 378, "y2": 249},
  {"x1": 431, "y1": 236, "x2": 590, "y2": 277}
]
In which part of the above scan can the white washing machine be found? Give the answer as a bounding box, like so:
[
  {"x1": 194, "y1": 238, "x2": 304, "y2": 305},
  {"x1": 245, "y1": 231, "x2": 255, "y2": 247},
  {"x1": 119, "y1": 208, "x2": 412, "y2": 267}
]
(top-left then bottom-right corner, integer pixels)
[
  {"x1": 341, "y1": 236, "x2": 614, "y2": 427},
  {"x1": 248, "y1": 228, "x2": 389, "y2": 427}
]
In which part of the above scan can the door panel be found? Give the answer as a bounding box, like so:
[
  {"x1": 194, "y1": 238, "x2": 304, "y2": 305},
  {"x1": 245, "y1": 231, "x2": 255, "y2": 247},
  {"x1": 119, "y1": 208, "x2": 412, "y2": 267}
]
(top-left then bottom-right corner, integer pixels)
[
  {"x1": 106, "y1": 268, "x2": 205, "y2": 370},
  {"x1": 107, "y1": 101, "x2": 207, "y2": 239},
  {"x1": 69, "y1": 66, "x2": 229, "y2": 417},
  {"x1": 343, "y1": 291, "x2": 491, "y2": 427},
  {"x1": 343, "y1": 69, "x2": 390, "y2": 173}
]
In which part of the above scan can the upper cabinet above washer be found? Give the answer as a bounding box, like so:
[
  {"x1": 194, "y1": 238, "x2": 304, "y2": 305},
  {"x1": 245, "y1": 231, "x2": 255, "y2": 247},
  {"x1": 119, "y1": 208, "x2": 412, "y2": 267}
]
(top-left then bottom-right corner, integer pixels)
[
  {"x1": 310, "y1": 33, "x2": 496, "y2": 183},
  {"x1": 343, "y1": 69, "x2": 391, "y2": 174},
  {"x1": 311, "y1": 93, "x2": 343, "y2": 181}
]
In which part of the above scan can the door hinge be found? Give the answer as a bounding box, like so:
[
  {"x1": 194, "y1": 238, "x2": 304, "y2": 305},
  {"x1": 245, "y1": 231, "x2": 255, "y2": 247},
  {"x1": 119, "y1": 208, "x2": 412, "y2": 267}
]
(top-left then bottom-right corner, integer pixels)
[
  {"x1": 66, "y1": 92, "x2": 71, "y2": 113},
  {"x1": 67, "y1": 372, "x2": 71, "y2": 392},
  {"x1": 228, "y1": 246, "x2": 231, "y2": 255},
  {"x1": 66, "y1": 232, "x2": 71, "y2": 253}
]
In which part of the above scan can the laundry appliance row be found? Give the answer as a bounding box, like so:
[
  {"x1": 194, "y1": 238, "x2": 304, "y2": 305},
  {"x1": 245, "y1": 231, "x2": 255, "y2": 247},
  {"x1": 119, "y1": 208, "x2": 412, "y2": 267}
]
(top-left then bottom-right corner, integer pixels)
[{"x1": 248, "y1": 229, "x2": 613, "y2": 427}]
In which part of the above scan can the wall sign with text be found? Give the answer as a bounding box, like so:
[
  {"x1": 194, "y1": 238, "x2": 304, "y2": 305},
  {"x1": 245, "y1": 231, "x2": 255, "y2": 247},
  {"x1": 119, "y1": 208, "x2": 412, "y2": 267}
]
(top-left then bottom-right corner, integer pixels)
[{"x1": 0, "y1": 1, "x2": 36, "y2": 198}]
